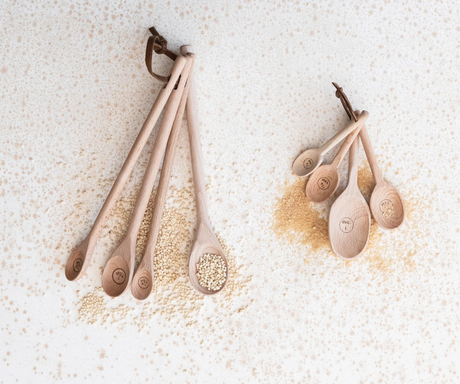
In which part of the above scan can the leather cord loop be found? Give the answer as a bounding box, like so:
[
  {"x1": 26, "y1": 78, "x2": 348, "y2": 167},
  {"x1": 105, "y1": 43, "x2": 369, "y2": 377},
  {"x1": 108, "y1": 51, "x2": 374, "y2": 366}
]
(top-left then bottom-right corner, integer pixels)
[
  {"x1": 145, "y1": 27, "x2": 178, "y2": 83},
  {"x1": 332, "y1": 82, "x2": 358, "y2": 122}
]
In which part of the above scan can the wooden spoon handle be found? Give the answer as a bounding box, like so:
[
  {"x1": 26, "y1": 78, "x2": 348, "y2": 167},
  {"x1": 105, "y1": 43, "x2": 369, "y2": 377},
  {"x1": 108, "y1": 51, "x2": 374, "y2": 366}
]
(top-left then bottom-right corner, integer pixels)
[
  {"x1": 319, "y1": 111, "x2": 368, "y2": 155},
  {"x1": 139, "y1": 56, "x2": 195, "y2": 270},
  {"x1": 126, "y1": 55, "x2": 194, "y2": 239},
  {"x1": 359, "y1": 125, "x2": 384, "y2": 184},
  {"x1": 331, "y1": 124, "x2": 363, "y2": 169},
  {"x1": 180, "y1": 46, "x2": 211, "y2": 227},
  {"x1": 348, "y1": 135, "x2": 360, "y2": 187},
  {"x1": 85, "y1": 56, "x2": 187, "y2": 245}
]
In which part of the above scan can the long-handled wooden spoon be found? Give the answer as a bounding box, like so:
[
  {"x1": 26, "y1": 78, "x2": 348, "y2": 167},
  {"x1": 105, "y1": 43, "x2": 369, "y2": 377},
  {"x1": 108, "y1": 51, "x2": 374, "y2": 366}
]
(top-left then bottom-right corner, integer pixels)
[
  {"x1": 306, "y1": 123, "x2": 363, "y2": 203},
  {"x1": 329, "y1": 135, "x2": 371, "y2": 259},
  {"x1": 292, "y1": 111, "x2": 369, "y2": 177},
  {"x1": 101, "y1": 54, "x2": 195, "y2": 297},
  {"x1": 359, "y1": 125, "x2": 405, "y2": 229},
  {"x1": 180, "y1": 45, "x2": 228, "y2": 295},
  {"x1": 65, "y1": 55, "x2": 187, "y2": 282},
  {"x1": 131, "y1": 56, "x2": 195, "y2": 300}
]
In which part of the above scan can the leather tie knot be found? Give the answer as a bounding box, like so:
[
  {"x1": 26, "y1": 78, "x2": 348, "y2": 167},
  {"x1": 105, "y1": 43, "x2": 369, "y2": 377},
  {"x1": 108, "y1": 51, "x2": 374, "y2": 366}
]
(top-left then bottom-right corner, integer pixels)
[
  {"x1": 334, "y1": 86, "x2": 343, "y2": 99},
  {"x1": 152, "y1": 34, "x2": 168, "y2": 55}
]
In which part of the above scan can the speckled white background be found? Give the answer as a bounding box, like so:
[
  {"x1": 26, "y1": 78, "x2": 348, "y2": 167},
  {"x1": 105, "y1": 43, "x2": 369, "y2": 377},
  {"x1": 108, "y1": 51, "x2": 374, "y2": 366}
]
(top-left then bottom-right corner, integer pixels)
[{"x1": 1, "y1": 0, "x2": 460, "y2": 382}]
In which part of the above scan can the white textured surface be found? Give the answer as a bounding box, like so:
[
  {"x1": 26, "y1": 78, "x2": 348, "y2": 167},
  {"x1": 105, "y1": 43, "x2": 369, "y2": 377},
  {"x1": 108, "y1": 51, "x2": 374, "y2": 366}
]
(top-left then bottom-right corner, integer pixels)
[{"x1": 1, "y1": 0, "x2": 460, "y2": 382}]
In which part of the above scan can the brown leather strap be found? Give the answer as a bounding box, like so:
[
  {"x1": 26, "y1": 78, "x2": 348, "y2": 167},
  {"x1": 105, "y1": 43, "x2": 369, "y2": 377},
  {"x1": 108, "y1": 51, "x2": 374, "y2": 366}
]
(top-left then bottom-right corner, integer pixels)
[
  {"x1": 145, "y1": 27, "x2": 178, "y2": 83},
  {"x1": 332, "y1": 82, "x2": 358, "y2": 122}
]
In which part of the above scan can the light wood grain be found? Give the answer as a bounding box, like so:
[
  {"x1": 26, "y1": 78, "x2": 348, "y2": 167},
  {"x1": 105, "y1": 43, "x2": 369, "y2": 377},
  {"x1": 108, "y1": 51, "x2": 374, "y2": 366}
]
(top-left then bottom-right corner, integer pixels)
[
  {"x1": 101, "y1": 54, "x2": 194, "y2": 297},
  {"x1": 131, "y1": 56, "x2": 195, "y2": 300},
  {"x1": 328, "y1": 135, "x2": 371, "y2": 259},
  {"x1": 306, "y1": 122, "x2": 363, "y2": 203},
  {"x1": 180, "y1": 45, "x2": 228, "y2": 296},
  {"x1": 359, "y1": 125, "x2": 405, "y2": 229},
  {"x1": 65, "y1": 55, "x2": 187, "y2": 282},
  {"x1": 292, "y1": 111, "x2": 368, "y2": 177}
]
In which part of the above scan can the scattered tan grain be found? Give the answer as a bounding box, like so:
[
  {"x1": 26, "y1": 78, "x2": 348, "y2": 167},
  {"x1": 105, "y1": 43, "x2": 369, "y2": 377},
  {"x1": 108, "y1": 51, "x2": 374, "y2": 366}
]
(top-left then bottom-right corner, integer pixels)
[
  {"x1": 273, "y1": 177, "x2": 329, "y2": 251},
  {"x1": 77, "y1": 185, "x2": 252, "y2": 329}
]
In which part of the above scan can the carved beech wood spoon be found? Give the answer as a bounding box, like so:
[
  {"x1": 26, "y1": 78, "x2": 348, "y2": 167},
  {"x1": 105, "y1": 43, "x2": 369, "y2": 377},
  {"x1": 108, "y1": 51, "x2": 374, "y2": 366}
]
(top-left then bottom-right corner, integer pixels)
[
  {"x1": 102, "y1": 54, "x2": 194, "y2": 297},
  {"x1": 329, "y1": 136, "x2": 371, "y2": 259},
  {"x1": 131, "y1": 56, "x2": 195, "y2": 300},
  {"x1": 292, "y1": 111, "x2": 368, "y2": 177},
  {"x1": 180, "y1": 45, "x2": 228, "y2": 295},
  {"x1": 65, "y1": 55, "x2": 187, "y2": 282},
  {"x1": 359, "y1": 125, "x2": 405, "y2": 229},
  {"x1": 306, "y1": 123, "x2": 363, "y2": 203}
]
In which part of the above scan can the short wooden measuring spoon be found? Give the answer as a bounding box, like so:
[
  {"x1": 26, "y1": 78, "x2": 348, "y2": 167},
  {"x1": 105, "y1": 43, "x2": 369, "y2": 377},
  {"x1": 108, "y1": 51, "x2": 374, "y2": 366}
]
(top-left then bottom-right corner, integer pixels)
[
  {"x1": 102, "y1": 54, "x2": 195, "y2": 297},
  {"x1": 329, "y1": 136, "x2": 371, "y2": 259},
  {"x1": 306, "y1": 122, "x2": 363, "y2": 203},
  {"x1": 333, "y1": 85, "x2": 404, "y2": 229},
  {"x1": 292, "y1": 111, "x2": 368, "y2": 177},
  {"x1": 359, "y1": 125, "x2": 404, "y2": 229},
  {"x1": 65, "y1": 55, "x2": 187, "y2": 282},
  {"x1": 180, "y1": 45, "x2": 228, "y2": 295},
  {"x1": 131, "y1": 57, "x2": 195, "y2": 300}
]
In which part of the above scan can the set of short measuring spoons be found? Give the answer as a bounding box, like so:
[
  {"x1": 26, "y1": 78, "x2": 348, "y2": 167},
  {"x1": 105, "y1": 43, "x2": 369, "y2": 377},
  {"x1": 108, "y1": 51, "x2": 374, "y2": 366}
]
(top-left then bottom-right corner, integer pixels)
[
  {"x1": 65, "y1": 28, "x2": 228, "y2": 299},
  {"x1": 293, "y1": 83, "x2": 404, "y2": 259}
]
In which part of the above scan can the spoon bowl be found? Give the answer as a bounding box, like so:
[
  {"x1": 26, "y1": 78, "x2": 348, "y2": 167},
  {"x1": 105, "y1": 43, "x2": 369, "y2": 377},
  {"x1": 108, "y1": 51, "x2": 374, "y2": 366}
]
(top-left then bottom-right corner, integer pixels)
[
  {"x1": 329, "y1": 136, "x2": 371, "y2": 259},
  {"x1": 370, "y1": 183, "x2": 404, "y2": 230},
  {"x1": 329, "y1": 194, "x2": 371, "y2": 259},
  {"x1": 305, "y1": 164, "x2": 341, "y2": 203},
  {"x1": 188, "y1": 224, "x2": 228, "y2": 295},
  {"x1": 292, "y1": 149, "x2": 323, "y2": 178},
  {"x1": 131, "y1": 269, "x2": 153, "y2": 300},
  {"x1": 102, "y1": 255, "x2": 130, "y2": 297},
  {"x1": 65, "y1": 246, "x2": 88, "y2": 281}
]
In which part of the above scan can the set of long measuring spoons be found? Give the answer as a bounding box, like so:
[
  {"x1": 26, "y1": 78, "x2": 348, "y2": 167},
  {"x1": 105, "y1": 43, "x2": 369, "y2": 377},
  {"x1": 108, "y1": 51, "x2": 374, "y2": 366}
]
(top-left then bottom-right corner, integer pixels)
[
  {"x1": 293, "y1": 84, "x2": 404, "y2": 259},
  {"x1": 65, "y1": 29, "x2": 227, "y2": 298}
]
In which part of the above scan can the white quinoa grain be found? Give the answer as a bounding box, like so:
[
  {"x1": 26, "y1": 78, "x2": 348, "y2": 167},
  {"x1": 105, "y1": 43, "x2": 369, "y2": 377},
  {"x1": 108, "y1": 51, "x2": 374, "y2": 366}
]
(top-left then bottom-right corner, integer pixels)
[{"x1": 196, "y1": 253, "x2": 227, "y2": 291}]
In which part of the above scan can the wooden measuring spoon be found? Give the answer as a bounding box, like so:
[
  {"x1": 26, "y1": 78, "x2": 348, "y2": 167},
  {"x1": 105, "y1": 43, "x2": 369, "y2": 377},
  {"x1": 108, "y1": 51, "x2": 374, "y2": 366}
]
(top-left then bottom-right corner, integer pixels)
[
  {"x1": 65, "y1": 55, "x2": 187, "y2": 281},
  {"x1": 306, "y1": 123, "x2": 363, "y2": 203},
  {"x1": 332, "y1": 85, "x2": 404, "y2": 229},
  {"x1": 329, "y1": 136, "x2": 371, "y2": 259},
  {"x1": 292, "y1": 111, "x2": 369, "y2": 177},
  {"x1": 180, "y1": 45, "x2": 228, "y2": 295},
  {"x1": 131, "y1": 57, "x2": 195, "y2": 300},
  {"x1": 359, "y1": 125, "x2": 404, "y2": 229},
  {"x1": 101, "y1": 54, "x2": 195, "y2": 297}
]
